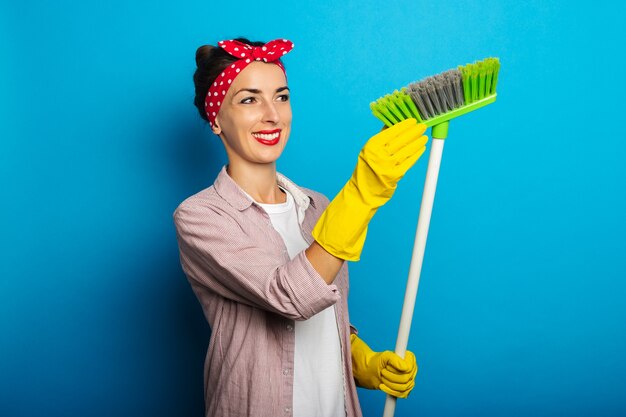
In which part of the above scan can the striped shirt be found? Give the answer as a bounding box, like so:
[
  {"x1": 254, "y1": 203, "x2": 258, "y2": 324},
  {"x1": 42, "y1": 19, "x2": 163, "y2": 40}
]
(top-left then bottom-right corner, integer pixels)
[{"x1": 173, "y1": 165, "x2": 363, "y2": 417}]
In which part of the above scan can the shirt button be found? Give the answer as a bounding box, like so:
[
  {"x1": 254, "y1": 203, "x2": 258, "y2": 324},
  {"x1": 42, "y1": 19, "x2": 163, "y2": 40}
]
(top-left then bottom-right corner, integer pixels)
[
  {"x1": 284, "y1": 407, "x2": 291, "y2": 413},
  {"x1": 286, "y1": 324, "x2": 293, "y2": 331},
  {"x1": 283, "y1": 368, "x2": 290, "y2": 375}
]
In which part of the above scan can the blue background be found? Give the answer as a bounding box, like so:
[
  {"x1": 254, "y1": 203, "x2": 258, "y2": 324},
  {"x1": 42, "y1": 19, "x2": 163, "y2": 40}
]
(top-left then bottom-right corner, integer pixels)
[{"x1": 1, "y1": 1, "x2": 625, "y2": 416}]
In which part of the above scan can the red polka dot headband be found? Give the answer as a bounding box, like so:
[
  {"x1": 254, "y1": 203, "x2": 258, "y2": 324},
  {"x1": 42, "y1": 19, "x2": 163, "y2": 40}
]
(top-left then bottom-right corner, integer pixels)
[{"x1": 205, "y1": 38, "x2": 294, "y2": 127}]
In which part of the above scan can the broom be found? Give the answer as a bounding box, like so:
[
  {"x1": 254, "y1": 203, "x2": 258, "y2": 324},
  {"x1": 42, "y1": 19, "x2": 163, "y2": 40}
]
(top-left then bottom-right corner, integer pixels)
[{"x1": 370, "y1": 57, "x2": 500, "y2": 417}]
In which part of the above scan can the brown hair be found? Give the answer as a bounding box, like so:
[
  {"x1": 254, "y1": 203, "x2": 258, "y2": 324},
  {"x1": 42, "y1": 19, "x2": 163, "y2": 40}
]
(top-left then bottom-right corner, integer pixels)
[{"x1": 193, "y1": 37, "x2": 283, "y2": 123}]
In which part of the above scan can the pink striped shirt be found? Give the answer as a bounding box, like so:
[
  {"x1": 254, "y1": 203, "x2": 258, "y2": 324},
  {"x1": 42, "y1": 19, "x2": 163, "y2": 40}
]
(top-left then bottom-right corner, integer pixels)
[{"x1": 173, "y1": 165, "x2": 362, "y2": 417}]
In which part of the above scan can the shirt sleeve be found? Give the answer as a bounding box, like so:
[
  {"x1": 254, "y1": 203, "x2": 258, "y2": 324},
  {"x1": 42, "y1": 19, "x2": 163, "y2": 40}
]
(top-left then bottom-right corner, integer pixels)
[{"x1": 173, "y1": 203, "x2": 340, "y2": 321}]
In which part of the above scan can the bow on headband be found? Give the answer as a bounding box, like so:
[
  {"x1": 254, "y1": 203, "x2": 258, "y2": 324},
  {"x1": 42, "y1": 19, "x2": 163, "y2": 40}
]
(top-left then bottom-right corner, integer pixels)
[{"x1": 205, "y1": 38, "x2": 294, "y2": 127}]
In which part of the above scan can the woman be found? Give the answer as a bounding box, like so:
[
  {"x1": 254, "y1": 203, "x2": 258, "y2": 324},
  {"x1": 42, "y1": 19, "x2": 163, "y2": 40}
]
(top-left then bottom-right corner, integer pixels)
[{"x1": 173, "y1": 37, "x2": 428, "y2": 417}]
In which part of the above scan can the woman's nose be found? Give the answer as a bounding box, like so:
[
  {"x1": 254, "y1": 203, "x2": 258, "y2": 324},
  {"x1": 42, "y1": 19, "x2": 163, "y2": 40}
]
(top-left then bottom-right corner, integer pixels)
[{"x1": 262, "y1": 101, "x2": 280, "y2": 123}]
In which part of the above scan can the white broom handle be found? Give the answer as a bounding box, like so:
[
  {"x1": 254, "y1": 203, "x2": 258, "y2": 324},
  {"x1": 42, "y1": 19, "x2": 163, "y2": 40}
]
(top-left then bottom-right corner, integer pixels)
[{"x1": 383, "y1": 137, "x2": 445, "y2": 417}]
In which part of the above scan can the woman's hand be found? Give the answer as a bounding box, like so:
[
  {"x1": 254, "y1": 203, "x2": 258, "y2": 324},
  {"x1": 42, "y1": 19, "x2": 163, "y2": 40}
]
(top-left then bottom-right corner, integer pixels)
[
  {"x1": 350, "y1": 334, "x2": 418, "y2": 399},
  {"x1": 310, "y1": 118, "x2": 428, "y2": 261},
  {"x1": 351, "y1": 118, "x2": 428, "y2": 206}
]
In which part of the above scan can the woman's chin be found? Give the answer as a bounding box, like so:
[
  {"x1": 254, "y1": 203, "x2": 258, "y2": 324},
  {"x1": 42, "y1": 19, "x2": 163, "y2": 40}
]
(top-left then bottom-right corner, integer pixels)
[{"x1": 256, "y1": 142, "x2": 287, "y2": 161}]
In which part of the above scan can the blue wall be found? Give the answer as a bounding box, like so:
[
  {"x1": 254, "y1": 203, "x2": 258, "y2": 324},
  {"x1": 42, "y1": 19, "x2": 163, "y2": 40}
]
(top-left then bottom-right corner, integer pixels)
[{"x1": 1, "y1": 1, "x2": 625, "y2": 416}]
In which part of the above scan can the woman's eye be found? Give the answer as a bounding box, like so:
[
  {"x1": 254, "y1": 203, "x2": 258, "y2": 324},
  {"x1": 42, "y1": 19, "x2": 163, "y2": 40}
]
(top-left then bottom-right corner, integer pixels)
[
  {"x1": 277, "y1": 94, "x2": 290, "y2": 102},
  {"x1": 240, "y1": 97, "x2": 256, "y2": 104}
]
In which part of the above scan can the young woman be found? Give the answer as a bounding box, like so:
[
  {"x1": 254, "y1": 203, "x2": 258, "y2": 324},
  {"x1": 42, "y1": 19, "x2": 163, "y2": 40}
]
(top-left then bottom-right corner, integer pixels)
[{"x1": 173, "y1": 37, "x2": 428, "y2": 417}]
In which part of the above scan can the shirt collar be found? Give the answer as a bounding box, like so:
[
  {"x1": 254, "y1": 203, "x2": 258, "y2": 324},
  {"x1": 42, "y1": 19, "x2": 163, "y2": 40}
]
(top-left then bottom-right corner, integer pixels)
[{"x1": 213, "y1": 165, "x2": 317, "y2": 216}]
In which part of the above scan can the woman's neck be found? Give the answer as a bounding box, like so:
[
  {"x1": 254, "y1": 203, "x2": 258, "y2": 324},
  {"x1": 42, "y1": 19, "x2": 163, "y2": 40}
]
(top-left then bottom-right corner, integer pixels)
[{"x1": 226, "y1": 162, "x2": 286, "y2": 204}]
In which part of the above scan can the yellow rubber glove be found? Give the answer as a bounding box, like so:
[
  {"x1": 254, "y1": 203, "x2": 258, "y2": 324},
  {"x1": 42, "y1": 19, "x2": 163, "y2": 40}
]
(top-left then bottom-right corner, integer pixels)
[
  {"x1": 350, "y1": 334, "x2": 418, "y2": 399},
  {"x1": 311, "y1": 118, "x2": 428, "y2": 261}
]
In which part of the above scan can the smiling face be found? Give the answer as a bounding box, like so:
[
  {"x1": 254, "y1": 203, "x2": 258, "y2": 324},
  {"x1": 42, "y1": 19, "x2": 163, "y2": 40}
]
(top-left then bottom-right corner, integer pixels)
[{"x1": 212, "y1": 61, "x2": 292, "y2": 168}]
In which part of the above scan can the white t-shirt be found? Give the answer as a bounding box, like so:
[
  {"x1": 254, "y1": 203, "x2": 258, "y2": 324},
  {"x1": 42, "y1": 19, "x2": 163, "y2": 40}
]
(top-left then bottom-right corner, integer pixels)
[{"x1": 254, "y1": 186, "x2": 346, "y2": 417}]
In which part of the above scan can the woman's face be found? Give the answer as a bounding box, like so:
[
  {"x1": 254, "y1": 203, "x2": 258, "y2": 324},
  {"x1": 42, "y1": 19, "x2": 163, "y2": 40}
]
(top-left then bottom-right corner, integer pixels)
[{"x1": 213, "y1": 61, "x2": 292, "y2": 167}]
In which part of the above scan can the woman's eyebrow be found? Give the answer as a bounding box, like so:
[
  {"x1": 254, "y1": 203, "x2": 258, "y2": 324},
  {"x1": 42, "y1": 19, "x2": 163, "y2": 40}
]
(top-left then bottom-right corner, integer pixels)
[
  {"x1": 233, "y1": 88, "x2": 262, "y2": 96},
  {"x1": 233, "y1": 86, "x2": 290, "y2": 96}
]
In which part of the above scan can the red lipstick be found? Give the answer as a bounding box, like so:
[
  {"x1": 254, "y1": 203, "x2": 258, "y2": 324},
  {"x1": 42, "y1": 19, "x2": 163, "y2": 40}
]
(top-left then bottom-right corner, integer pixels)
[{"x1": 252, "y1": 129, "x2": 281, "y2": 146}]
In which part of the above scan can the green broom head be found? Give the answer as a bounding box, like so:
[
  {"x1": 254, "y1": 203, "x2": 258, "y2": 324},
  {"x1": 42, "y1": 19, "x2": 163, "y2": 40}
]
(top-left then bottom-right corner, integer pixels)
[{"x1": 370, "y1": 57, "x2": 500, "y2": 138}]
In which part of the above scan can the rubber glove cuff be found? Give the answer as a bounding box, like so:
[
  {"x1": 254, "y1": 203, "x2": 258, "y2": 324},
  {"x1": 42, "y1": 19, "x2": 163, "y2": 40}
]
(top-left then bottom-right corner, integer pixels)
[{"x1": 311, "y1": 179, "x2": 379, "y2": 261}]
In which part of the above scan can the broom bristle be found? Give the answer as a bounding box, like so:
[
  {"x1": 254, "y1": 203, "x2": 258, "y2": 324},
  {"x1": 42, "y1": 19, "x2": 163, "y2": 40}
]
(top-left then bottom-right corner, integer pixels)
[
  {"x1": 371, "y1": 57, "x2": 500, "y2": 126},
  {"x1": 406, "y1": 69, "x2": 464, "y2": 119}
]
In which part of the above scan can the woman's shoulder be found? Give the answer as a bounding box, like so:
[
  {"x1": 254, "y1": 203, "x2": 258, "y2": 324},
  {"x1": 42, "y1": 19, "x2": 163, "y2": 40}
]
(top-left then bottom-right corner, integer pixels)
[{"x1": 173, "y1": 185, "x2": 231, "y2": 225}]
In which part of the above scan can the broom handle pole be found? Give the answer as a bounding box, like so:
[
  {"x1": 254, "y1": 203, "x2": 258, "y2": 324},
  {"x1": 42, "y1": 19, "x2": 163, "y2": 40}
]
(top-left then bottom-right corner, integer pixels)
[{"x1": 383, "y1": 137, "x2": 446, "y2": 417}]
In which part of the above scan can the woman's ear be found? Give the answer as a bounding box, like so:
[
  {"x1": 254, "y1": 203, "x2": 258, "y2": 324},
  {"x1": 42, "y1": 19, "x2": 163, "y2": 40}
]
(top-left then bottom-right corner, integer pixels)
[{"x1": 211, "y1": 117, "x2": 222, "y2": 135}]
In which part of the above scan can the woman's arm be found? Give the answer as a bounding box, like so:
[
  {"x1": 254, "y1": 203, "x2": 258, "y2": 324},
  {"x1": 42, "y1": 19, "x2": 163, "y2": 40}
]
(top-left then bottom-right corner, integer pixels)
[
  {"x1": 311, "y1": 120, "x2": 428, "y2": 262},
  {"x1": 304, "y1": 240, "x2": 344, "y2": 285},
  {"x1": 306, "y1": 120, "x2": 427, "y2": 283},
  {"x1": 174, "y1": 203, "x2": 341, "y2": 321}
]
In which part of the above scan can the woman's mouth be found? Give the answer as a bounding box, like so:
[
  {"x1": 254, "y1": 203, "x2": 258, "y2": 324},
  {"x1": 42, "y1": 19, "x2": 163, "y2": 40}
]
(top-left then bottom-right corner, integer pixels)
[{"x1": 252, "y1": 129, "x2": 281, "y2": 146}]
